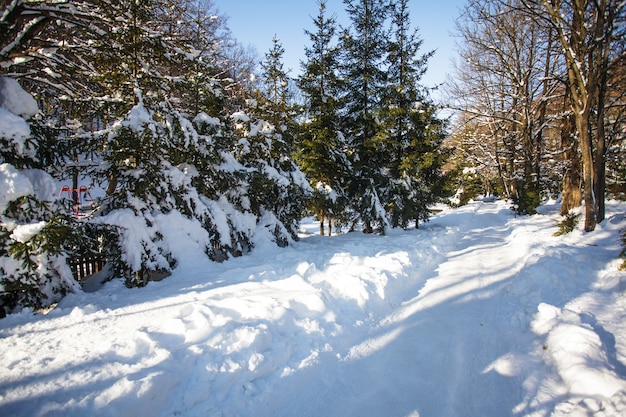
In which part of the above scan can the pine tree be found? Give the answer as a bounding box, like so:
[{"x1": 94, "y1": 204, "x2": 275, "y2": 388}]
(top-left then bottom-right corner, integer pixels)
[
  {"x1": 240, "y1": 37, "x2": 310, "y2": 245},
  {"x1": 297, "y1": 0, "x2": 349, "y2": 235},
  {"x1": 381, "y1": 0, "x2": 447, "y2": 228},
  {"x1": 0, "y1": 78, "x2": 83, "y2": 313},
  {"x1": 340, "y1": 0, "x2": 391, "y2": 233},
  {"x1": 168, "y1": 0, "x2": 230, "y2": 117},
  {"x1": 81, "y1": 0, "x2": 237, "y2": 283}
]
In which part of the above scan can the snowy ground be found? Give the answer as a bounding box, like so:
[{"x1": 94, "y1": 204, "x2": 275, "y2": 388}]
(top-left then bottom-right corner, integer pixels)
[{"x1": 1, "y1": 200, "x2": 625, "y2": 417}]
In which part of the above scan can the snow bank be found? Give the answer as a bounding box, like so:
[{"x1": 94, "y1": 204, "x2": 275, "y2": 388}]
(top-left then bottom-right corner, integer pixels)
[{"x1": 1, "y1": 201, "x2": 625, "y2": 417}]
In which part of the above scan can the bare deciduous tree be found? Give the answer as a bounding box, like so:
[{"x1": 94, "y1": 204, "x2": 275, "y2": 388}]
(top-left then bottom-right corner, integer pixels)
[
  {"x1": 448, "y1": 0, "x2": 562, "y2": 213},
  {"x1": 520, "y1": 0, "x2": 626, "y2": 230},
  {"x1": 448, "y1": 0, "x2": 625, "y2": 227}
]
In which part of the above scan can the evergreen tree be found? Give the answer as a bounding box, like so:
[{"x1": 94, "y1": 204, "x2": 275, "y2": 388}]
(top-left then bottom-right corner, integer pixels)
[
  {"x1": 382, "y1": 0, "x2": 447, "y2": 228},
  {"x1": 169, "y1": 0, "x2": 230, "y2": 117},
  {"x1": 297, "y1": 0, "x2": 349, "y2": 235},
  {"x1": 71, "y1": 0, "x2": 249, "y2": 283},
  {"x1": 340, "y1": 0, "x2": 391, "y2": 233},
  {"x1": 241, "y1": 37, "x2": 310, "y2": 245},
  {"x1": 80, "y1": 0, "x2": 189, "y2": 283},
  {"x1": 0, "y1": 78, "x2": 83, "y2": 312}
]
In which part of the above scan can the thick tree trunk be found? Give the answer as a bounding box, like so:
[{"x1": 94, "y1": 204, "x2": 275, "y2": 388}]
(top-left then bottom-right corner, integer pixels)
[
  {"x1": 592, "y1": 6, "x2": 610, "y2": 224},
  {"x1": 577, "y1": 109, "x2": 597, "y2": 231},
  {"x1": 560, "y1": 107, "x2": 582, "y2": 215},
  {"x1": 541, "y1": 0, "x2": 599, "y2": 230}
]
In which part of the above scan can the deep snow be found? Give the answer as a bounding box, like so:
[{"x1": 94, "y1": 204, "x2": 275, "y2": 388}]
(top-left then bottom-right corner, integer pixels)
[{"x1": 1, "y1": 200, "x2": 625, "y2": 417}]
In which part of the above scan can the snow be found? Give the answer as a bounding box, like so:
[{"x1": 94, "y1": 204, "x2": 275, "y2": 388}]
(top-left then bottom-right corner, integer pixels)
[
  {"x1": 94, "y1": 208, "x2": 172, "y2": 273},
  {"x1": 1, "y1": 200, "x2": 626, "y2": 417},
  {"x1": 124, "y1": 102, "x2": 155, "y2": 134},
  {"x1": 0, "y1": 77, "x2": 38, "y2": 119},
  {"x1": 21, "y1": 168, "x2": 58, "y2": 201},
  {"x1": 0, "y1": 108, "x2": 31, "y2": 149},
  {"x1": 316, "y1": 181, "x2": 339, "y2": 203},
  {"x1": 193, "y1": 112, "x2": 221, "y2": 127},
  {"x1": 231, "y1": 111, "x2": 250, "y2": 123},
  {"x1": 0, "y1": 163, "x2": 34, "y2": 214},
  {"x1": 0, "y1": 77, "x2": 38, "y2": 161},
  {"x1": 9, "y1": 220, "x2": 47, "y2": 243}
]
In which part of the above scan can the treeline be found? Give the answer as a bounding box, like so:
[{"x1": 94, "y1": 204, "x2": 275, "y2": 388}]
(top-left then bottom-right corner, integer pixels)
[
  {"x1": 446, "y1": 0, "x2": 626, "y2": 231},
  {"x1": 0, "y1": 0, "x2": 448, "y2": 313}
]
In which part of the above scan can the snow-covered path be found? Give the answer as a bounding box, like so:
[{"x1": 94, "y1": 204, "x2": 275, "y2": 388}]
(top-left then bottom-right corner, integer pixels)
[
  {"x1": 264, "y1": 202, "x2": 534, "y2": 417},
  {"x1": 1, "y1": 201, "x2": 625, "y2": 417}
]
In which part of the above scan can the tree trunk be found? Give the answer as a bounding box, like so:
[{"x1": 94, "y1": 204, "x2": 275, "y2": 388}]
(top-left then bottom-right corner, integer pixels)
[
  {"x1": 106, "y1": 173, "x2": 117, "y2": 196},
  {"x1": 577, "y1": 109, "x2": 597, "y2": 231},
  {"x1": 594, "y1": 99, "x2": 607, "y2": 224},
  {"x1": 560, "y1": 112, "x2": 582, "y2": 215},
  {"x1": 319, "y1": 209, "x2": 325, "y2": 236},
  {"x1": 541, "y1": 0, "x2": 597, "y2": 230},
  {"x1": 560, "y1": 86, "x2": 582, "y2": 215},
  {"x1": 591, "y1": 1, "x2": 610, "y2": 224},
  {"x1": 71, "y1": 148, "x2": 79, "y2": 205}
]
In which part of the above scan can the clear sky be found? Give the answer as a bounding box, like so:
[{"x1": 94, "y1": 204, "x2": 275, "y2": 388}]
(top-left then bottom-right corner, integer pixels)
[{"x1": 216, "y1": 0, "x2": 465, "y2": 92}]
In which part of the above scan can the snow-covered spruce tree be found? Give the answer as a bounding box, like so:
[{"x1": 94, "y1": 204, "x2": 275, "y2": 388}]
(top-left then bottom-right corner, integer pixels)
[
  {"x1": 79, "y1": 0, "x2": 225, "y2": 285},
  {"x1": 0, "y1": 78, "x2": 83, "y2": 313},
  {"x1": 86, "y1": 1, "x2": 309, "y2": 282},
  {"x1": 0, "y1": 0, "x2": 110, "y2": 201},
  {"x1": 188, "y1": 113, "x2": 259, "y2": 259},
  {"x1": 164, "y1": 0, "x2": 231, "y2": 117},
  {"x1": 155, "y1": 0, "x2": 259, "y2": 260},
  {"x1": 340, "y1": 0, "x2": 391, "y2": 233},
  {"x1": 92, "y1": 95, "x2": 175, "y2": 284},
  {"x1": 239, "y1": 37, "x2": 310, "y2": 246},
  {"x1": 297, "y1": 0, "x2": 350, "y2": 235},
  {"x1": 380, "y1": 0, "x2": 447, "y2": 228}
]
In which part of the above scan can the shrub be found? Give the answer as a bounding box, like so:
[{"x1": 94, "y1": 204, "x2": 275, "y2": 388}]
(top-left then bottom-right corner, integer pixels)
[{"x1": 553, "y1": 211, "x2": 581, "y2": 236}]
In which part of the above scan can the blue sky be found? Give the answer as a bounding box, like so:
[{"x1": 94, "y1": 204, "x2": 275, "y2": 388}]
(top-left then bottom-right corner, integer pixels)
[{"x1": 216, "y1": 0, "x2": 465, "y2": 91}]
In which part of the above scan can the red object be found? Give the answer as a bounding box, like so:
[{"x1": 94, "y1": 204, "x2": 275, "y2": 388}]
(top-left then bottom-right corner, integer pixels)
[{"x1": 59, "y1": 186, "x2": 95, "y2": 217}]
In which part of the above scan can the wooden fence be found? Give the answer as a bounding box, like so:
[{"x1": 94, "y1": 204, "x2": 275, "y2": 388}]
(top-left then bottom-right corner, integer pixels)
[{"x1": 68, "y1": 255, "x2": 106, "y2": 282}]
